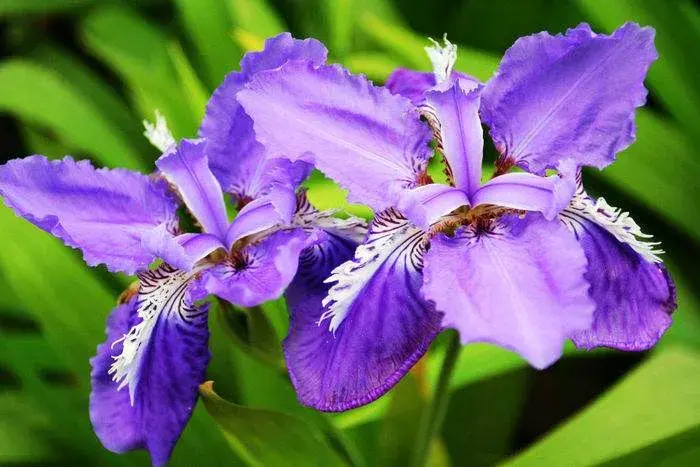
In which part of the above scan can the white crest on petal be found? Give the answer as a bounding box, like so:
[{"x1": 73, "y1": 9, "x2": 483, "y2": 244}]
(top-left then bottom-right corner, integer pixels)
[
  {"x1": 425, "y1": 34, "x2": 457, "y2": 84},
  {"x1": 143, "y1": 110, "x2": 176, "y2": 153},
  {"x1": 293, "y1": 191, "x2": 368, "y2": 244},
  {"x1": 319, "y1": 209, "x2": 426, "y2": 333},
  {"x1": 560, "y1": 181, "x2": 664, "y2": 263},
  {"x1": 109, "y1": 263, "x2": 203, "y2": 405}
]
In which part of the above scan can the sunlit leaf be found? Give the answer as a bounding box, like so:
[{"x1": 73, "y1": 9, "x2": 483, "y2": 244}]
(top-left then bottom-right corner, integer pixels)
[
  {"x1": 167, "y1": 41, "x2": 210, "y2": 121},
  {"x1": 200, "y1": 381, "x2": 347, "y2": 466},
  {"x1": 227, "y1": 0, "x2": 285, "y2": 40},
  {"x1": 0, "y1": 60, "x2": 144, "y2": 170},
  {"x1": 505, "y1": 347, "x2": 700, "y2": 466},
  {"x1": 344, "y1": 52, "x2": 402, "y2": 83}
]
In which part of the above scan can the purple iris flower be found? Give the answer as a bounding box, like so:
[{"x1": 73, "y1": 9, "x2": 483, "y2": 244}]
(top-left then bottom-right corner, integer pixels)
[
  {"x1": 0, "y1": 34, "x2": 365, "y2": 466},
  {"x1": 237, "y1": 24, "x2": 676, "y2": 412}
]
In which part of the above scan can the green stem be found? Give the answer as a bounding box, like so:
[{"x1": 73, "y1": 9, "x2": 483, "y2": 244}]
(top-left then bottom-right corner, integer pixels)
[{"x1": 410, "y1": 331, "x2": 461, "y2": 467}]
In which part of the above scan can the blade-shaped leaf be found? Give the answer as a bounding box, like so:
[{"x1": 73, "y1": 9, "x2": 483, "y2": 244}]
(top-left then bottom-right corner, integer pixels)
[
  {"x1": 226, "y1": 0, "x2": 285, "y2": 40},
  {"x1": 200, "y1": 381, "x2": 347, "y2": 466}
]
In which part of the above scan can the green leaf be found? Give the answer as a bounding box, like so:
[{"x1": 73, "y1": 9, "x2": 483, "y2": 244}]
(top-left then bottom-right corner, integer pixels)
[
  {"x1": 578, "y1": 0, "x2": 700, "y2": 139},
  {"x1": 505, "y1": 347, "x2": 700, "y2": 466},
  {"x1": 80, "y1": 4, "x2": 197, "y2": 139},
  {"x1": 173, "y1": 0, "x2": 240, "y2": 88},
  {"x1": 167, "y1": 41, "x2": 210, "y2": 121},
  {"x1": 344, "y1": 52, "x2": 402, "y2": 83},
  {"x1": 200, "y1": 381, "x2": 348, "y2": 466},
  {"x1": 303, "y1": 170, "x2": 373, "y2": 220},
  {"x1": 0, "y1": 60, "x2": 144, "y2": 170},
  {"x1": 0, "y1": 0, "x2": 93, "y2": 15},
  {"x1": 227, "y1": 0, "x2": 286, "y2": 40},
  {"x1": 593, "y1": 109, "x2": 700, "y2": 240}
]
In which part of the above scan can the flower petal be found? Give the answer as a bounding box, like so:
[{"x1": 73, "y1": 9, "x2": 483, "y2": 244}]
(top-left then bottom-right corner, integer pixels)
[
  {"x1": 90, "y1": 266, "x2": 209, "y2": 466},
  {"x1": 225, "y1": 185, "x2": 297, "y2": 247},
  {"x1": 293, "y1": 190, "x2": 368, "y2": 244},
  {"x1": 561, "y1": 188, "x2": 675, "y2": 350},
  {"x1": 203, "y1": 228, "x2": 307, "y2": 307},
  {"x1": 199, "y1": 33, "x2": 324, "y2": 198},
  {"x1": 396, "y1": 184, "x2": 470, "y2": 229},
  {"x1": 423, "y1": 213, "x2": 594, "y2": 369},
  {"x1": 284, "y1": 210, "x2": 441, "y2": 411},
  {"x1": 471, "y1": 172, "x2": 575, "y2": 220},
  {"x1": 156, "y1": 139, "x2": 229, "y2": 240},
  {"x1": 0, "y1": 155, "x2": 178, "y2": 274},
  {"x1": 238, "y1": 61, "x2": 433, "y2": 211},
  {"x1": 481, "y1": 23, "x2": 657, "y2": 173},
  {"x1": 386, "y1": 68, "x2": 480, "y2": 105},
  {"x1": 423, "y1": 78, "x2": 483, "y2": 194}
]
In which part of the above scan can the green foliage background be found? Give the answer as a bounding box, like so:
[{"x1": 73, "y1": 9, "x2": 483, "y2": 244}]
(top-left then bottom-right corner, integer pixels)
[{"x1": 1, "y1": 0, "x2": 700, "y2": 465}]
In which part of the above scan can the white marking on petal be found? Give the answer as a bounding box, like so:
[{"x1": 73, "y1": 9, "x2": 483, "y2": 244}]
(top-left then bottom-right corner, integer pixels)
[
  {"x1": 319, "y1": 209, "x2": 426, "y2": 332},
  {"x1": 108, "y1": 263, "x2": 203, "y2": 405},
  {"x1": 560, "y1": 182, "x2": 664, "y2": 263},
  {"x1": 143, "y1": 110, "x2": 176, "y2": 153},
  {"x1": 293, "y1": 191, "x2": 368, "y2": 243},
  {"x1": 425, "y1": 34, "x2": 457, "y2": 84}
]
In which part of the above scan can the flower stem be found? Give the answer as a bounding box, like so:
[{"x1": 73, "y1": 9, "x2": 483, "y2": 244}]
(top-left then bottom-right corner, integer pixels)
[{"x1": 411, "y1": 330, "x2": 461, "y2": 467}]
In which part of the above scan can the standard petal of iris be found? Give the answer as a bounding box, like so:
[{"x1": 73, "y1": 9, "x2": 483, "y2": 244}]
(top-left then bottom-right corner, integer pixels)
[
  {"x1": 481, "y1": 23, "x2": 657, "y2": 173},
  {"x1": 238, "y1": 62, "x2": 433, "y2": 211},
  {"x1": 561, "y1": 197, "x2": 675, "y2": 350},
  {"x1": 470, "y1": 172, "x2": 575, "y2": 220},
  {"x1": 157, "y1": 139, "x2": 230, "y2": 241},
  {"x1": 423, "y1": 214, "x2": 594, "y2": 369},
  {"x1": 199, "y1": 33, "x2": 324, "y2": 198},
  {"x1": 203, "y1": 228, "x2": 307, "y2": 307},
  {"x1": 424, "y1": 78, "x2": 483, "y2": 194},
  {"x1": 0, "y1": 155, "x2": 178, "y2": 274},
  {"x1": 90, "y1": 268, "x2": 209, "y2": 466},
  {"x1": 386, "y1": 68, "x2": 481, "y2": 105},
  {"x1": 284, "y1": 210, "x2": 442, "y2": 411}
]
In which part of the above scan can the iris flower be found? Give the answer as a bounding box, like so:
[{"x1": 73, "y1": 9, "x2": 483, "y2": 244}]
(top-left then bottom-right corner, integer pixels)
[
  {"x1": 0, "y1": 34, "x2": 364, "y2": 466},
  {"x1": 237, "y1": 24, "x2": 676, "y2": 412}
]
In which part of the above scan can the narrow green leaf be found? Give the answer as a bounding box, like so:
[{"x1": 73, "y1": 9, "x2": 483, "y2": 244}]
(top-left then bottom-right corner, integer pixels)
[
  {"x1": 200, "y1": 381, "x2": 347, "y2": 466},
  {"x1": 578, "y1": 0, "x2": 700, "y2": 138},
  {"x1": 168, "y1": 41, "x2": 210, "y2": 121},
  {"x1": 0, "y1": 0, "x2": 93, "y2": 14},
  {"x1": 344, "y1": 52, "x2": 402, "y2": 83},
  {"x1": 173, "y1": 0, "x2": 240, "y2": 88},
  {"x1": 80, "y1": 4, "x2": 197, "y2": 138},
  {"x1": 226, "y1": 0, "x2": 285, "y2": 39},
  {"x1": 0, "y1": 60, "x2": 144, "y2": 170},
  {"x1": 323, "y1": 0, "x2": 354, "y2": 57},
  {"x1": 505, "y1": 347, "x2": 700, "y2": 466}
]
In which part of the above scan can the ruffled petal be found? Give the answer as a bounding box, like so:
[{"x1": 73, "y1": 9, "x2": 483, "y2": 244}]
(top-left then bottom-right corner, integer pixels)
[
  {"x1": 471, "y1": 172, "x2": 575, "y2": 220},
  {"x1": 199, "y1": 33, "x2": 324, "y2": 198},
  {"x1": 156, "y1": 139, "x2": 229, "y2": 240},
  {"x1": 386, "y1": 68, "x2": 481, "y2": 105},
  {"x1": 90, "y1": 265, "x2": 209, "y2": 466},
  {"x1": 0, "y1": 155, "x2": 178, "y2": 274},
  {"x1": 203, "y1": 228, "x2": 307, "y2": 307},
  {"x1": 481, "y1": 23, "x2": 657, "y2": 173},
  {"x1": 396, "y1": 184, "x2": 470, "y2": 229},
  {"x1": 561, "y1": 188, "x2": 675, "y2": 350},
  {"x1": 284, "y1": 210, "x2": 441, "y2": 411},
  {"x1": 423, "y1": 78, "x2": 484, "y2": 194},
  {"x1": 238, "y1": 61, "x2": 433, "y2": 211},
  {"x1": 423, "y1": 213, "x2": 594, "y2": 369}
]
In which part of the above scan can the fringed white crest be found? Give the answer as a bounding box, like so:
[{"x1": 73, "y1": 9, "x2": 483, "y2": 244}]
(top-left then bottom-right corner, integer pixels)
[
  {"x1": 319, "y1": 209, "x2": 426, "y2": 333},
  {"x1": 425, "y1": 34, "x2": 457, "y2": 84},
  {"x1": 143, "y1": 110, "x2": 176, "y2": 153},
  {"x1": 560, "y1": 180, "x2": 664, "y2": 264},
  {"x1": 109, "y1": 263, "x2": 201, "y2": 404},
  {"x1": 293, "y1": 191, "x2": 368, "y2": 244}
]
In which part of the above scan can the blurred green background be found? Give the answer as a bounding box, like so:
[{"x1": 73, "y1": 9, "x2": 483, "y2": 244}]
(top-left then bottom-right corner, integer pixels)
[{"x1": 1, "y1": 0, "x2": 700, "y2": 465}]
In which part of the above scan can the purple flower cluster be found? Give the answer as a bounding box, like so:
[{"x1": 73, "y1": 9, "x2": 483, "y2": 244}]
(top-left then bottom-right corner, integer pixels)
[{"x1": 0, "y1": 24, "x2": 676, "y2": 465}]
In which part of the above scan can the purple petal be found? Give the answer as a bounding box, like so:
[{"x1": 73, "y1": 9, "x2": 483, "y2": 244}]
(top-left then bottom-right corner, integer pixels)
[
  {"x1": 199, "y1": 33, "x2": 324, "y2": 198},
  {"x1": 386, "y1": 68, "x2": 481, "y2": 105},
  {"x1": 0, "y1": 155, "x2": 178, "y2": 274},
  {"x1": 396, "y1": 184, "x2": 470, "y2": 229},
  {"x1": 284, "y1": 210, "x2": 441, "y2": 411},
  {"x1": 293, "y1": 190, "x2": 368, "y2": 244},
  {"x1": 424, "y1": 78, "x2": 483, "y2": 194},
  {"x1": 156, "y1": 139, "x2": 229, "y2": 240},
  {"x1": 90, "y1": 268, "x2": 209, "y2": 466},
  {"x1": 177, "y1": 233, "x2": 225, "y2": 262},
  {"x1": 238, "y1": 61, "x2": 433, "y2": 211},
  {"x1": 423, "y1": 213, "x2": 594, "y2": 369},
  {"x1": 471, "y1": 172, "x2": 575, "y2": 220},
  {"x1": 203, "y1": 228, "x2": 307, "y2": 307},
  {"x1": 225, "y1": 185, "x2": 297, "y2": 247},
  {"x1": 481, "y1": 23, "x2": 657, "y2": 173},
  {"x1": 561, "y1": 193, "x2": 675, "y2": 350}
]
